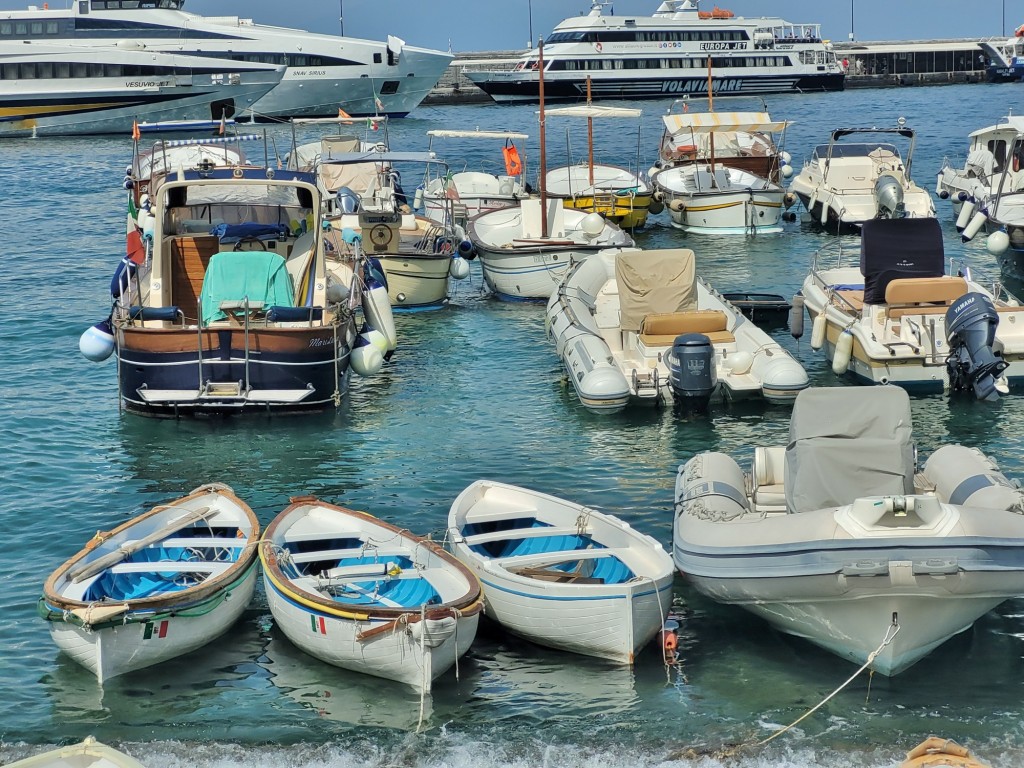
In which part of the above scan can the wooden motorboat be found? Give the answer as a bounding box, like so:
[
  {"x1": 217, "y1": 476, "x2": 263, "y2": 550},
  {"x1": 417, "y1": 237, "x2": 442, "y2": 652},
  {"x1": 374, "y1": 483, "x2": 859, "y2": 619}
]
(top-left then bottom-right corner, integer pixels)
[
  {"x1": 260, "y1": 496, "x2": 483, "y2": 692},
  {"x1": 674, "y1": 387, "x2": 1024, "y2": 676},
  {"x1": 39, "y1": 484, "x2": 260, "y2": 683},
  {"x1": 448, "y1": 480, "x2": 674, "y2": 663}
]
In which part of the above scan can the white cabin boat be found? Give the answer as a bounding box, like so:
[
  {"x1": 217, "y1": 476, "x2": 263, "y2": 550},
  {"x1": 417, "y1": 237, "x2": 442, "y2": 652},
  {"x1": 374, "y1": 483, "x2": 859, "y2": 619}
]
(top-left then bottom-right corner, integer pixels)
[
  {"x1": 260, "y1": 496, "x2": 483, "y2": 692},
  {"x1": 0, "y1": 40, "x2": 281, "y2": 137},
  {"x1": 674, "y1": 386, "x2": 1024, "y2": 676},
  {"x1": 39, "y1": 484, "x2": 260, "y2": 683},
  {"x1": 463, "y1": 0, "x2": 843, "y2": 104},
  {"x1": 422, "y1": 129, "x2": 531, "y2": 229},
  {"x1": 788, "y1": 123, "x2": 935, "y2": 232},
  {"x1": 448, "y1": 480, "x2": 674, "y2": 663},
  {"x1": 0, "y1": 0, "x2": 451, "y2": 118},
  {"x1": 935, "y1": 116, "x2": 1024, "y2": 221},
  {"x1": 547, "y1": 247, "x2": 808, "y2": 412},
  {"x1": 799, "y1": 217, "x2": 1024, "y2": 400}
]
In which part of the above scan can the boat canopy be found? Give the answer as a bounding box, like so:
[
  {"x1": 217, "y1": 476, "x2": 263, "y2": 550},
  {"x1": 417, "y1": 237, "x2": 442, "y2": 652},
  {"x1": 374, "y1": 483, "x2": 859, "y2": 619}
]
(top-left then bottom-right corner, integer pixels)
[
  {"x1": 967, "y1": 116, "x2": 1024, "y2": 139},
  {"x1": 322, "y1": 150, "x2": 440, "y2": 165},
  {"x1": 832, "y1": 127, "x2": 914, "y2": 140},
  {"x1": 784, "y1": 387, "x2": 915, "y2": 514},
  {"x1": 426, "y1": 129, "x2": 529, "y2": 140},
  {"x1": 662, "y1": 111, "x2": 789, "y2": 135},
  {"x1": 544, "y1": 105, "x2": 643, "y2": 119},
  {"x1": 860, "y1": 218, "x2": 945, "y2": 304},
  {"x1": 615, "y1": 248, "x2": 696, "y2": 331}
]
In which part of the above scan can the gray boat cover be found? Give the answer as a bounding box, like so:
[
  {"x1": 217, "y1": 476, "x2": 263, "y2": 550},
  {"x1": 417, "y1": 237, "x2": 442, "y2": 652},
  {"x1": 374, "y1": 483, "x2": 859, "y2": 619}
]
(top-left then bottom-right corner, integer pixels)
[
  {"x1": 616, "y1": 248, "x2": 697, "y2": 331},
  {"x1": 784, "y1": 387, "x2": 914, "y2": 514}
]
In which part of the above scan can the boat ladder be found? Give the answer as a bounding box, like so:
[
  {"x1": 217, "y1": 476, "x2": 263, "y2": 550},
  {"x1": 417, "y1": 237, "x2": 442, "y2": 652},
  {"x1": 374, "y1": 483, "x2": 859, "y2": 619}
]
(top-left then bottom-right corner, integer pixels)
[{"x1": 632, "y1": 367, "x2": 660, "y2": 399}]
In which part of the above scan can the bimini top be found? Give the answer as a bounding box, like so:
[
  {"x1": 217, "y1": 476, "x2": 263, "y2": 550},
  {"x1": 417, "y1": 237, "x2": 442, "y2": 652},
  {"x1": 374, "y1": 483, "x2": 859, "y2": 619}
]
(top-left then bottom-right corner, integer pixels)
[
  {"x1": 662, "y1": 111, "x2": 790, "y2": 135},
  {"x1": 860, "y1": 218, "x2": 945, "y2": 304},
  {"x1": 544, "y1": 105, "x2": 643, "y2": 119},
  {"x1": 785, "y1": 387, "x2": 915, "y2": 514},
  {"x1": 615, "y1": 248, "x2": 696, "y2": 331}
]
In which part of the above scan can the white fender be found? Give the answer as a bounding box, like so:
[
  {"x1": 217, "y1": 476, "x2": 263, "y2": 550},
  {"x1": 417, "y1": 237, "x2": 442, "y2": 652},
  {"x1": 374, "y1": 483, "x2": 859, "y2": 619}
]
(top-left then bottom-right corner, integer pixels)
[
  {"x1": 362, "y1": 285, "x2": 397, "y2": 351},
  {"x1": 961, "y1": 211, "x2": 987, "y2": 242},
  {"x1": 810, "y1": 313, "x2": 826, "y2": 350},
  {"x1": 832, "y1": 329, "x2": 854, "y2": 375},
  {"x1": 674, "y1": 452, "x2": 750, "y2": 522},
  {"x1": 987, "y1": 229, "x2": 1010, "y2": 256},
  {"x1": 955, "y1": 199, "x2": 976, "y2": 232}
]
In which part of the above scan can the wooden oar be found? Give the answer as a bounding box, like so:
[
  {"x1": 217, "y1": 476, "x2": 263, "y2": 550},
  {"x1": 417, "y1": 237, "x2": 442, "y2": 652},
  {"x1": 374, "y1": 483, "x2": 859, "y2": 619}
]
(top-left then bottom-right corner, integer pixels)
[{"x1": 69, "y1": 506, "x2": 213, "y2": 584}]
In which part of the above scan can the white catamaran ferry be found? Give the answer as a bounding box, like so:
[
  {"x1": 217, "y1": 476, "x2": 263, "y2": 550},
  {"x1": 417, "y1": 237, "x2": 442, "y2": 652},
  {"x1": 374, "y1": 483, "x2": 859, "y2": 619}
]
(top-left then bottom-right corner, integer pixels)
[
  {"x1": 465, "y1": 0, "x2": 844, "y2": 103},
  {"x1": 0, "y1": 0, "x2": 452, "y2": 118}
]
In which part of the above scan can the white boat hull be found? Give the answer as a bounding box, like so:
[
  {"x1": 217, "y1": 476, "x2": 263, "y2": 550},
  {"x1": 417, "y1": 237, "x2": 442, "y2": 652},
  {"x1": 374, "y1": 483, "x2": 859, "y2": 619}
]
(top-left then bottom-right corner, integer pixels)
[
  {"x1": 263, "y1": 572, "x2": 479, "y2": 690},
  {"x1": 376, "y1": 253, "x2": 453, "y2": 309},
  {"x1": 47, "y1": 563, "x2": 258, "y2": 683},
  {"x1": 449, "y1": 480, "x2": 675, "y2": 663},
  {"x1": 667, "y1": 188, "x2": 785, "y2": 234}
]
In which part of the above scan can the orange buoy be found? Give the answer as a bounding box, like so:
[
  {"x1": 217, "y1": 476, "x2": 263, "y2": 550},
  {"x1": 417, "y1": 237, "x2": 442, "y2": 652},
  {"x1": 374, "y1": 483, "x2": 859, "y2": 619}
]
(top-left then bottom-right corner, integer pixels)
[{"x1": 711, "y1": 7, "x2": 734, "y2": 19}]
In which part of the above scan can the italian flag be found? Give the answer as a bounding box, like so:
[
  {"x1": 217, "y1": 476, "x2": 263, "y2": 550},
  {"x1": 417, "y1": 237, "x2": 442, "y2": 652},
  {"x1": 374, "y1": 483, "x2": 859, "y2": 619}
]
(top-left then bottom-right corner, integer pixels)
[
  {"x1": 143, "y1": 620, "x2": 169, "y2": 640},
  {"x1": 310, "y1": 615, "x2": 327, "y2": 635}
]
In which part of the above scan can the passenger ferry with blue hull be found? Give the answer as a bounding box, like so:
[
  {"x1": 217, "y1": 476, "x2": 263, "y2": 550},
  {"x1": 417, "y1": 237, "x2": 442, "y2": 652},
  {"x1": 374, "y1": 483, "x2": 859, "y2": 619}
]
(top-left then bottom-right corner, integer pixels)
[{"x1": 465, "y1": 0, "x2": 844, "y2": 104}]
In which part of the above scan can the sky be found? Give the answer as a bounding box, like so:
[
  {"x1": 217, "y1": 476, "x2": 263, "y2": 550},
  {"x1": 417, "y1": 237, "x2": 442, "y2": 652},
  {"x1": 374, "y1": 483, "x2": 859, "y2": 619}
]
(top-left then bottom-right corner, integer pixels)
[{"x1": 3, "y1": 1, "x2": 1021, "y2": 51}]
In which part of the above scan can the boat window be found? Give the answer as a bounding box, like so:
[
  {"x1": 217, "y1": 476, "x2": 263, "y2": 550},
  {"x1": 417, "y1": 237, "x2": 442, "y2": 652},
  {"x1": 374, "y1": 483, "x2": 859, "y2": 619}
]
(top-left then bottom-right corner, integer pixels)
[
  {"x1": 373, "y1": 52, "x2": 382, "y2": 64},
  {"x1": 78, "y1": 0, "x2": 88, "y2": 13},
  {"x1": 36, "y1": 61, "x2": 54, "y2": 79},
  {"x1": 19, "y1": 63, "x2": 37, "y2": 79},
  {"x1": 106, "y1": 63, "x2": 123, "y2": 76},
  {"x1": 89, "y1": 62, "x2": 104, "y2": 77},
  {"x1": 0, "y1": 63, "x2": 16, "y2": 80},
  {"x1": 14, "y1": 22, "x2": 28, "y2": 35},
  {"x1": 989, "y1": 139, "x2": 1008, "y2": 170},
  {"x1": 45, "y1": 21, "x2": 59, "y2": 33},
  {"x1": 72, "y1": 62, "x2": 88, "y2": 77},
  {"x1": 379, "y1": 80, "x2": 399, "y2": 94},
  {"x1": 0, "y1": 23, "x2": 10, "y2": 35},
  {"x1": 55, "y1": 62, "x2": 70, "y2": 78}
]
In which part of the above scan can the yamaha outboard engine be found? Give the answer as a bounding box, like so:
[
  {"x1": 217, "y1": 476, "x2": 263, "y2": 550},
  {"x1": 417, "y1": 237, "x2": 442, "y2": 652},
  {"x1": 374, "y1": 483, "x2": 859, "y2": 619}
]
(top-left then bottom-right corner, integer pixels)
[
  {"x1": 874, "y1": 172, "x2": 906, "y2": 219},
  {"x1": 335, "y1": 186, "x2": 360, "y2": 214},
  {"x1": 667, "y1": 333, "x2": 718, "y2": 412},
  {"x1": 946, "y1": 292, "x2": 1009, "y2": 401}
]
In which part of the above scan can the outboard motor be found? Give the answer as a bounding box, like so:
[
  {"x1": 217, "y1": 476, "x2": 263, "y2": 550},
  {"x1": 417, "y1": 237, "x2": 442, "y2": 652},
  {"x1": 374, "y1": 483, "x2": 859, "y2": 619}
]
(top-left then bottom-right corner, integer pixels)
[
  {"x1": 945, "y1": 292, "x2": 1009, "y2": 401},
  {"x1": 874, "y1": 172, "x2": 906, "y2": 219},
  {"x1": 667, "y1": 333, "x2": 718, "y2": 412},
  {"x1": 335, "y1": 186, "x2": 360, "y2": 214}
]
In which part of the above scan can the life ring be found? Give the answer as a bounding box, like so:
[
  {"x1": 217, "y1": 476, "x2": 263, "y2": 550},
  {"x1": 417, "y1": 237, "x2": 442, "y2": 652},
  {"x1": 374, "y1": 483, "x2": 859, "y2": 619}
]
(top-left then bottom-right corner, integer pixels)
[{"x1": 595, "y1": 41, "x2": 603, "y2": 52}]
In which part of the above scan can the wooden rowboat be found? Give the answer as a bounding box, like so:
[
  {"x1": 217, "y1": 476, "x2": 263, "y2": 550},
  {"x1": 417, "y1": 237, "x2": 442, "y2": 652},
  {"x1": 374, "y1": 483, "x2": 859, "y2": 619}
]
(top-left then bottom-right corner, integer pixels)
[
  {"x1": 39, "y1": 483, "x2": 260, "y2": 683},
  {"x1": 5, "y1": 737, "x2": 146, "y2": 768},
  {"x1": 260, "y1": 496, "x2": 483, "y2": 692},
  {"x1": 900, "y1": 737, "x2": 991, "y2": 768},
  {"x1": 447, "y1": 480, "x2": 675, "y2": 663}
]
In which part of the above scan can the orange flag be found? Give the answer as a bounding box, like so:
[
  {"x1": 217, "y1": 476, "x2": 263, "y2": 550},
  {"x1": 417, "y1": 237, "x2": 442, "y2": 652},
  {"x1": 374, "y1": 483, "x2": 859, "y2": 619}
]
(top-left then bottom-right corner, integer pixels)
[
  {"x1": 131, "y1": 120, "x2": 141, "y2": 141},
  {"x1": 218, "y1": 113, "x2": 226, "y2": 135},
  {"x1": 337, "y1": 107, "x2": 354, "y2": 125}
]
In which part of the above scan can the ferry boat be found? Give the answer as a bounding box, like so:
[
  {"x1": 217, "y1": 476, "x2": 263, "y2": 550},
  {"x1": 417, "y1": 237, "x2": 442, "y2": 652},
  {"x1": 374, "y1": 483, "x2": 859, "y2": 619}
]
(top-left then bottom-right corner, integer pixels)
[
  {"x1": 0, "y1": 40, "x2": 282, "y2": 137},
  {"x1": 464, "y1": 0, "x2": 844, "y2": 104},
  {"x1": 0, "y1": 0, "x2": 452, "y2": 118},
  {"x1": 982, "y1": 26, "x2": 1024, "y2": 82}
]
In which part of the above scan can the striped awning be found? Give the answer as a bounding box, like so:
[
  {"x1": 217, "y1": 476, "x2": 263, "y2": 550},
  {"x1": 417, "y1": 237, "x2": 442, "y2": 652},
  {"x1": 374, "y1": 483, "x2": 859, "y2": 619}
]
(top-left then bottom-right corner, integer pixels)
[{"x1": 662, "y1": 111, "x2": 790, "y2": 135}]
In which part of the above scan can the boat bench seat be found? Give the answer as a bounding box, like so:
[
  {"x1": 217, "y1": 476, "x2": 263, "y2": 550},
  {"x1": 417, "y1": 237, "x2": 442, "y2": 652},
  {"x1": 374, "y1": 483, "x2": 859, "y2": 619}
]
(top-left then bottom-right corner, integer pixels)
[
  {"x1": 884, "y1": 276, "x2": 967, "y2": 306},
  {"x1": 752, "y1": 445, "x2": 787, "y2": 511},
  {"x1": 462, "y1": 525, "x2": 592, "y2": 547},
  {"x1": 286, "y1": 548, "x2": 409, "y2": 564},
  {"x1": 108, "y1": 561, "x2": 233, "y2": 575},
  {"x1": 639, "y1": 310, "x2": 735, "y2": 346}
]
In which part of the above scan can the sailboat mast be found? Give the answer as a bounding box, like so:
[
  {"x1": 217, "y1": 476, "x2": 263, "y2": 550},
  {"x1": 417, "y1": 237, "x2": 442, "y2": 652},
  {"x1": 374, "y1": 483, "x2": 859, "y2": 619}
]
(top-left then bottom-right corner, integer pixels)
[
  {"x1": 539, "y1": 38, "x2": 548, "y2": 239},
  {"x1": 587, "y1": 76, "x2": 594, "y2": 187},
  {"x1": 707, "y1": 56, "x2": 716, "y2": 175}
]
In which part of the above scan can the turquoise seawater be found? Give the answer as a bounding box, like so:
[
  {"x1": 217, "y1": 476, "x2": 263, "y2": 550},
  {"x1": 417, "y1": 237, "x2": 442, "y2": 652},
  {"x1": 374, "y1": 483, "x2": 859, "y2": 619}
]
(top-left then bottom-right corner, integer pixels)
[{"x1": 3, "y1": 83, "x2": 1024, "y2": 767}]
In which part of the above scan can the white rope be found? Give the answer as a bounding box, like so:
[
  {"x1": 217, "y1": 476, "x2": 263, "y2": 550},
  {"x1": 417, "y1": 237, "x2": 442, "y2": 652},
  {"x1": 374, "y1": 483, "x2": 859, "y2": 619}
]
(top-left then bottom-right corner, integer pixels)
[{"x1": 755, "y1": 617, "x2": 902, "y2": 748}]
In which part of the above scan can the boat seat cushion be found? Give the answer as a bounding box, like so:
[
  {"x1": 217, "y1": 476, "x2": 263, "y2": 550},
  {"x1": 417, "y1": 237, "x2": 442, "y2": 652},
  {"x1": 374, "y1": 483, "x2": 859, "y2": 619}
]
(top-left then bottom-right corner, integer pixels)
[
  {"x1": 639, "y1": 310, "x2": 735, "y2": 346},
  {"x1": 834, "y1": 289, "x2": 864, "y2": 312},
  {"x1": 884, "y1": 277, "x2": 967, "y2": 306}
]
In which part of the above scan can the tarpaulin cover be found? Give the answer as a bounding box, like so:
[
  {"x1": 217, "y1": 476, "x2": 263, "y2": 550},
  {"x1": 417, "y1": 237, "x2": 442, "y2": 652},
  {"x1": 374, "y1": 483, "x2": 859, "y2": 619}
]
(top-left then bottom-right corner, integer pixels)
[
  {"x1": 860, "y1": 218, "x2": 945, "y2": 304},
  {"x1": 616, "y1": 248, "x2": 697, "y2": 331}
]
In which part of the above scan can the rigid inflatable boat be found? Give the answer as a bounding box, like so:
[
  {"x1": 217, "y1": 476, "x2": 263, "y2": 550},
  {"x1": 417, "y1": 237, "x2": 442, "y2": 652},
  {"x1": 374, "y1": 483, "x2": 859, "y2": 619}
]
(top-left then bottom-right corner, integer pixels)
[
  {"x1": 546, "y1": 248, "x2": 808, "y2": 413},
  {"x1": 674, "y1": 387, "x2": 1024, "y2": 676}
]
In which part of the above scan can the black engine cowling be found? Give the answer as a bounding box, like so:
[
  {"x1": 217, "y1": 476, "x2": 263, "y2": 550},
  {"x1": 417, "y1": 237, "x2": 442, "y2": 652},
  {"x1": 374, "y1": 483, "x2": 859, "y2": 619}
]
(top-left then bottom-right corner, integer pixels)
[
  {"x1": 945, "y1": 292, "x2": 1009, "y2": 401},
  {"x1": 667, "y1": 333, "x2": 718, "y2": 412}
]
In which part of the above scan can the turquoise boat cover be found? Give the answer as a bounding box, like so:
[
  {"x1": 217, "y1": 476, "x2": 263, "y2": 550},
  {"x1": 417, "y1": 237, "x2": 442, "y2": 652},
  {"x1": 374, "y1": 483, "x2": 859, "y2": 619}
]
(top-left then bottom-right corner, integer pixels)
[{"x1": 199, "y1": 251, "x2": 294, "y2": 325}]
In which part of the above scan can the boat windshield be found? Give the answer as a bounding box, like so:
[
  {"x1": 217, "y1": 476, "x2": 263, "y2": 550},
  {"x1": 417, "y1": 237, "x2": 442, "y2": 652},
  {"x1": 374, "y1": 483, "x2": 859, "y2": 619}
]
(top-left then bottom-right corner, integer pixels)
[{"x1": 812, "y1": 143, "x2": 901, "y2": 160}]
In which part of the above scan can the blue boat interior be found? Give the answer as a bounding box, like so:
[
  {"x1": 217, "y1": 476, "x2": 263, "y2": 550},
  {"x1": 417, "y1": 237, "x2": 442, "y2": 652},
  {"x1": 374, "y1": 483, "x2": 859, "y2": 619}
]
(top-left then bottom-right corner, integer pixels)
[
  {"x1": 82, "y1": 525, "x2": 244, "y2": 602},
  {"x1": 462, "y1": 518, "x2": 634, "y2": 584},
  {"x1": 283, "y1": 540, "x2": 441, "y2": 608}
]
